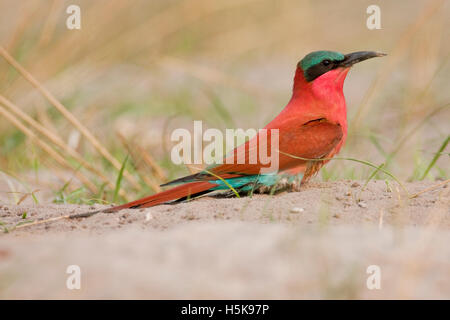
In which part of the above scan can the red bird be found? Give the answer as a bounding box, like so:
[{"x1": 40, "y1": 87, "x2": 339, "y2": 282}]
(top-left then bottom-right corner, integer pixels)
[{"x1": 78, "y1": 50, "x2": 385, "y2": 216}]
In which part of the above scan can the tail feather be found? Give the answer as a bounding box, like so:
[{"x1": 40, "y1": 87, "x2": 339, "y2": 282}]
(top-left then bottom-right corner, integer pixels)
[
  {"x1": 69, "y1": 181, "x2": 218, "y2": 220},
  {"x1": 69, "y1": 181, "x2": 218, "y2": 219},
  {"x1": 109, "y1": 181, "x2": 218, "y2": 211}
]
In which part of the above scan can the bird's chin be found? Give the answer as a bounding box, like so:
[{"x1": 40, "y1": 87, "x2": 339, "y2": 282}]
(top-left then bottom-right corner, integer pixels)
[{"x1": 333, "y1": 67, "x2": 350, "y2": 83}]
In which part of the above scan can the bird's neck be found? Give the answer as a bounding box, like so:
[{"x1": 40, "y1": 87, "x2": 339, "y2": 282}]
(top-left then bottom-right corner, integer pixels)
[{"x1": 289, "y1": 67, "x2": 349, "y2": 129}]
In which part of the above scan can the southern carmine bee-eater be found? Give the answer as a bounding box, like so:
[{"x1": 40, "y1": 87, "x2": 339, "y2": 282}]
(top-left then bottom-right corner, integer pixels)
[{"x1": 78, "y1": 50, "x2": 385, "y2": 217}]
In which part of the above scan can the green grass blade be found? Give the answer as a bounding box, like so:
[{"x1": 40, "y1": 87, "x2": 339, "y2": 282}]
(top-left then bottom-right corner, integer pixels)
[
  {"x1": 113, "y1": 155, "x2": 129, "y2": 203},
  {"x1": 420, "y1": 135, "x2": 449, "y2": 180},
  {"x1": 363, "y1": 163, "x2": 384, "y2": 190},
  {"x1": 202, "y1": 168, "x2": 240, "y2": 198},
  {"x1": 385, "y1": 103, "x2": 450, "y2": 167}
]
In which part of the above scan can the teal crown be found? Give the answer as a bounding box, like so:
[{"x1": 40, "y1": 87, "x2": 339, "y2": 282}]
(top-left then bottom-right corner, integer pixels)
[{"x1": 299, "y1": 51, "x2": 345, "y2": 70}]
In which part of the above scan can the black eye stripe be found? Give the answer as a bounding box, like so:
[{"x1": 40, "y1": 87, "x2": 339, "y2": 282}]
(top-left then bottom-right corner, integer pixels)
[{"x1": 304, "y1": 59, "x2": 341, "y2": 81}]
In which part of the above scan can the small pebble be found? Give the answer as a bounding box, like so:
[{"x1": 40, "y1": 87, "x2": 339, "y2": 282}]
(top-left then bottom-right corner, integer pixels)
[
  {"x1": 358, "y1": 201, "x2": 368, "y2": 208},
  {"x1": 145, "y1": 212, "x2": 153, "y2": 221},
  {"x1": 333, "y1": 213, "x2": 341, "y2": 219},
  {"x1": 290, "y1": 207, "x2": 304, "y2": 214},
  {"x1": 351, "y1": 182, "x2": 360, "y2": 188}
]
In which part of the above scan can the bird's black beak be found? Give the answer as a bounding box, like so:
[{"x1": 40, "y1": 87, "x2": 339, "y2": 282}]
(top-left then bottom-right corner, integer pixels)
[{"x1": 339, "y1": 51, "x2": 386, "y2": 68}]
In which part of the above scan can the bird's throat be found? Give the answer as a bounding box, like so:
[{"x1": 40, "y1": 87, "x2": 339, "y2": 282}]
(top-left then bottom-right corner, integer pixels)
[{"x1": 289, "y1": 67, "x2": 348, "y2": 140}]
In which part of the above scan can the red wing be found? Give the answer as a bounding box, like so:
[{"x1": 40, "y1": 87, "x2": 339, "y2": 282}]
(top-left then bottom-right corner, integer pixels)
[{"x1": 208, "y1": 118, "x2": 343, "y2": 177}]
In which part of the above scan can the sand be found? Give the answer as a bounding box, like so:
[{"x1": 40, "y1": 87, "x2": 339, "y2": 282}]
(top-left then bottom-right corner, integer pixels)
[{"x1": 0, "y1": 180, "x2": 449, "y2": 299}]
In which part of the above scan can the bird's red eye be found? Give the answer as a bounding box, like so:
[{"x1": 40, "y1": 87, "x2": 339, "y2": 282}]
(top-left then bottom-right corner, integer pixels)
[{"x1": 322, "y1": 60, "x2": 331, "y2": 66}]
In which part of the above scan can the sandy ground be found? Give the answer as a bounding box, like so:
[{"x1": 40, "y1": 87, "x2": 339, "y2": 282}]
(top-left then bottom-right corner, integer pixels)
[{"x1": 0, "y1": 180, "x2": 449, "y2": 299}]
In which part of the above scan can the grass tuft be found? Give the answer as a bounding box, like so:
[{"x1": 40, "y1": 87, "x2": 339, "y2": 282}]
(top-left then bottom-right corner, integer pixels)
[
  {"x1": 420, "y1": 136, "x2": 449, "y2": 180},
  {"x1": 113, "y1": 155, "x2": 129, "y2": 203}
]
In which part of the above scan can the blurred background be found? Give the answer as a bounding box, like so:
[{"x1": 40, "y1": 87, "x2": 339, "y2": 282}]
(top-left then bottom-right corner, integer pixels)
[{"x1": 0, "y1": 0, "x2": 448, "y2": 204}]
